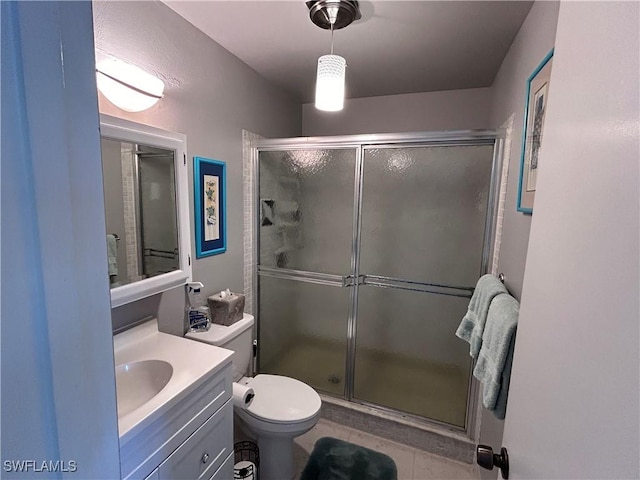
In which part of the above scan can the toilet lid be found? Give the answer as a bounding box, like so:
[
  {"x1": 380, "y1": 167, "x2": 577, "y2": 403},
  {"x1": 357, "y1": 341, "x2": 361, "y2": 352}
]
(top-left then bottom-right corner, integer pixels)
[{"x1": 244, "y1": 374, "x2": 321, "y2": 424}]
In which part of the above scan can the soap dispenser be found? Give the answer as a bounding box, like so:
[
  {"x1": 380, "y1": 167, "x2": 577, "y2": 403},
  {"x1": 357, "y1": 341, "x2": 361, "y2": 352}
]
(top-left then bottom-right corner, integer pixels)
[{"x1": 186, "y1": 282, "x2": 211, "y2": 331}]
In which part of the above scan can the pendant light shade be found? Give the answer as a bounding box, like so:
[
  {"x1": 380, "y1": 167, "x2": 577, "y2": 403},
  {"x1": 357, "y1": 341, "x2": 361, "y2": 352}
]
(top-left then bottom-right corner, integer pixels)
[{"x1": 315, "y1": 54, "x2": 346, "y2": 112}]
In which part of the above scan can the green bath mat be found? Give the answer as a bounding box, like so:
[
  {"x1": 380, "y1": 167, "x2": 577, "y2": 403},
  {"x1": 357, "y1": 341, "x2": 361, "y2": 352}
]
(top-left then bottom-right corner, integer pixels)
[{"x1": 300, "y1": 437, "x2": 398, "y2": 480}]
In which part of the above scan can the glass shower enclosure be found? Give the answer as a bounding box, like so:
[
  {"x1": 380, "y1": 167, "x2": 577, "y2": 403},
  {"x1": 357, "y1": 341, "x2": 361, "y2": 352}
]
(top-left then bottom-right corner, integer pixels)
[{"x1": 254, "y1": 131, "x2": 499, "y2": 430}]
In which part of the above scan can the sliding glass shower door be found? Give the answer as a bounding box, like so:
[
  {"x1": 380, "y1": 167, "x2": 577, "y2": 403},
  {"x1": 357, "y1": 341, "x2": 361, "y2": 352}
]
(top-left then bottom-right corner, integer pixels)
[
  {"x1": 257, "y1": 148, "x2": 358, "y2": 396},
  {"x1": 256, "y1": 136, "x2": 497, "y2": 429},
  {"x1": 354, "y1": 145, "x2": 494, "y2": 427}
]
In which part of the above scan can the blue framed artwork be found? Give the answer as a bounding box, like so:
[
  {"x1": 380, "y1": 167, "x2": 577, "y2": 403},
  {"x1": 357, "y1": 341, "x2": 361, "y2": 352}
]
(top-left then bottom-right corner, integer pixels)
[
  {"x1": 517, "y1": 49, "x2": 554, "y2": 214},
  {"x1": 194, "y1": 156, "x2": 226, "y2": 258}
]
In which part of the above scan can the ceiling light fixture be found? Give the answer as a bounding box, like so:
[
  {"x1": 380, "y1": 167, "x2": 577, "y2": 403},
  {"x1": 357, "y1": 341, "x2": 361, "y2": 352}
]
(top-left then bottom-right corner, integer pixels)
[
  {"x1": 307, "y1": 1, "x2": 361, "y2": 112},
  {"x1": 96, "y1": 58, "x2": 165, "y2": 113}
]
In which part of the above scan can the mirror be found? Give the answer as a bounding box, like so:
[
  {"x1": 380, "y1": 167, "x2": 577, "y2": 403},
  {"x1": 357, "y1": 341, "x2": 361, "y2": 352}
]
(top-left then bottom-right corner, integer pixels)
[
  {"x1": 101, "y1": 140, "x2": 178, "y2": 285},
  {"x1": 99, "y1": 115, "x2": 191, "y2": 307}
]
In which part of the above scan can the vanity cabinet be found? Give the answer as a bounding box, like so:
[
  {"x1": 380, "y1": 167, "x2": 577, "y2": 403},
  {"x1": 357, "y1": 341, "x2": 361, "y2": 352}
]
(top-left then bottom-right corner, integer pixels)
[
  {"x1": 157, "y1": 399, "x2": 233, "y2": 479},
  {"x1": 121, "y1": 362, "x2": 234, "y2": 480}
]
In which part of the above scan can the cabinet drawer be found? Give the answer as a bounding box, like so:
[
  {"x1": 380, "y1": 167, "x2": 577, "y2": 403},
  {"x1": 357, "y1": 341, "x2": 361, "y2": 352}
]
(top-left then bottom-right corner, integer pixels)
[
  {"x1": 209, "y1": 453, "x2": 233, "y2": 480},
  {"x1": 158, "y1": 401, "x2": 233, "y2": 480}
]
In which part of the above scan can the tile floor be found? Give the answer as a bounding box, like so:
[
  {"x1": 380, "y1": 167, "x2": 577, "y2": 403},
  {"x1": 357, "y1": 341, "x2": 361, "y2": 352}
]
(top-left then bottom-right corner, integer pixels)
[{"x1": 293, "y1": 419, "x2": 479, "y2": 480}]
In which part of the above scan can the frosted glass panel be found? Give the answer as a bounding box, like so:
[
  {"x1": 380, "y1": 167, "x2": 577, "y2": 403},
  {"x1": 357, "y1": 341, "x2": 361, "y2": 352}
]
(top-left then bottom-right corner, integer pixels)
[
  {"x1": 256, "y1": 140, "x2": 496, "y2": 427},
  {"x1": 360, "y1": 145, "x2": 494, "y2": 287},
  {"x1": 258, "y1": 149, "x2": 356, "y2": 275},
  {"x1": 258, "y1": 276, "x2": 350, "y2": 396},
  {"x1": 354, "y1": 286, "x2": 472, "y2": 427}
]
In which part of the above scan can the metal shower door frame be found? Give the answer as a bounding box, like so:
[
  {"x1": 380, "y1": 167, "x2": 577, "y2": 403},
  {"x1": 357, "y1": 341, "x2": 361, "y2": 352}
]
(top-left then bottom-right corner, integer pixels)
[{"x1": 252, "y1": 130, "x2": 502, "y2": 436}]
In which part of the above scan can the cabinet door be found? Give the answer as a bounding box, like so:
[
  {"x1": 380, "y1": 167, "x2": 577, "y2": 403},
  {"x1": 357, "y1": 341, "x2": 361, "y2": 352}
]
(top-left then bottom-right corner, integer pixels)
[{"x1": 158, "y1": 402, "x2": 233, "y2": 480}]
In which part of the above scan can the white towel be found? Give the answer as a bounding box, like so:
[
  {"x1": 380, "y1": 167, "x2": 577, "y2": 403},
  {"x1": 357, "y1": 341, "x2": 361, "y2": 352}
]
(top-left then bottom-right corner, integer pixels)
[
  {"x1": 456, "y1": 274, "x2": 507, "y2": 358},
  {"x1": 106, "y1": 234, "x2": 118, "y2": 276},
  {"x1": 473, "y1": 293, "x2": 519, "y2": 419}
]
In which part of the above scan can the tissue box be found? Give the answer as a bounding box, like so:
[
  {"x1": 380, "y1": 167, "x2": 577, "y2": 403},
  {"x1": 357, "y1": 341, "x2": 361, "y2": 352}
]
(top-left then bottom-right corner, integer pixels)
[{"x1": 207, "y1": 292, "x2": 245, "y2": 326}]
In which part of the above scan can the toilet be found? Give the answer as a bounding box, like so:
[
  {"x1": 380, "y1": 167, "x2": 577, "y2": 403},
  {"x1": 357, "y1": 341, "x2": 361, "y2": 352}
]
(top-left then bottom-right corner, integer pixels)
[{"x1": 186, "y1": 313, "x2": 321, "y2": 480}]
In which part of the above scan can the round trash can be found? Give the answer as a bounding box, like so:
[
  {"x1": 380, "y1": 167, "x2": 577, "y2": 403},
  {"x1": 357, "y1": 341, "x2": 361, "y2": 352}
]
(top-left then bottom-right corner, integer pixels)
[{"x1": 234, "y1": 441, "x2": 259, "y2": 480}]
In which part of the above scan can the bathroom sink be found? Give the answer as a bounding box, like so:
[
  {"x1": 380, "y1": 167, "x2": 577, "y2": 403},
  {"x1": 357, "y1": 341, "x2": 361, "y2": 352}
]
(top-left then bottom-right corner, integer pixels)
[
  {"x1": 115, "y1": 360, "x2": 173, "y2": 417},
  {"x1": 113, "y1": 319, "x2": 233, "y2": 443}
]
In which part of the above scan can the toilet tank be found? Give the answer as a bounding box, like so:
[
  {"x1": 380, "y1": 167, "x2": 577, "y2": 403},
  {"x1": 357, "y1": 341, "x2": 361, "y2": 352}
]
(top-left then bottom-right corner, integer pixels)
[{"x1": 185, "y1": 313, "x2": 254, "y2": 382}]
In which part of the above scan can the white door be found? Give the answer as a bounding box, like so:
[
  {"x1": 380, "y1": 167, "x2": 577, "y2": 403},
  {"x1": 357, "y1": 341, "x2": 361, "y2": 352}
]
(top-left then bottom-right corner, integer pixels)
[{"x1": 498, "y1": 2, "x2": 639, "y2": 478}]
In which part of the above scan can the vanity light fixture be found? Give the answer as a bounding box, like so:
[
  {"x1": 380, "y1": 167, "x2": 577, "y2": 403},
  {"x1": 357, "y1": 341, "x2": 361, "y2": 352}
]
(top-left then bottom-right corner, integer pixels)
[
  {"x1": 96, "y1": 58, "x2": 165, "y2": 113},
  {"x1": 307, "y1": 1, "x2": 361, "y2": 112}
]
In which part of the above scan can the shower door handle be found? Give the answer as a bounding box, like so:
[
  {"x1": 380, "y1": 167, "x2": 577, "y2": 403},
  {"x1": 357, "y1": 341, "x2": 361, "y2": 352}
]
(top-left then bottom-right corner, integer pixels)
[
  {"x1": 359, "y1": 274, "x2": 474, "y2": 298},
  {"x1": 343, "y1": 275, "x2": 364, "y2": 287},
  {"x1": 258, "y1": 266, "x2": 356, "y2": 288}
]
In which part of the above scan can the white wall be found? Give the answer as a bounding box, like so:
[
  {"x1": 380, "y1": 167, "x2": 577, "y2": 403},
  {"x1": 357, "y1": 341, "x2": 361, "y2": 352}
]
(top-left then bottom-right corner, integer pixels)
[
  {"x1": 479, "y1": 2, "x2": 560, "y2": 474},
  {"x1": 93, "y1": 1, "x2": 302, "y2": 331},
  {"x1": 302, "y1": 87, "x2": 492, "y2": 136},
  {"x1": 1, "y1": 2, "x2": 120, "y2": 477}
]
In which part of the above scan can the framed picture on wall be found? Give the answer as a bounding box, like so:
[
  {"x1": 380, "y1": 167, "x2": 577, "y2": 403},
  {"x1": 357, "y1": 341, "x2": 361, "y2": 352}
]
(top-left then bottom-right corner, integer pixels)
[
  {"x1": 517, "y1": 49, "x2": 554, "y2": 214},
  {"x1": 194, "y1": 156, "x2": 227, "y2": 258}
]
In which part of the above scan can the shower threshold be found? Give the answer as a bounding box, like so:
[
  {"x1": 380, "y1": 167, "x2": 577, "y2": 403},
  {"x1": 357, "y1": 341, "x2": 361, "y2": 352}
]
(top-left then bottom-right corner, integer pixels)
[{"x1": 319, "y1": 393, "x2": 475, "y2": 464}]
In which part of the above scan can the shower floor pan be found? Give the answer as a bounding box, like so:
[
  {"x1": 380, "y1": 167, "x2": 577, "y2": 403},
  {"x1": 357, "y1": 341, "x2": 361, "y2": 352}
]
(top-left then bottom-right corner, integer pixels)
[{"x1": 260, "y1": 336, "x2": 469, "y2": 428}]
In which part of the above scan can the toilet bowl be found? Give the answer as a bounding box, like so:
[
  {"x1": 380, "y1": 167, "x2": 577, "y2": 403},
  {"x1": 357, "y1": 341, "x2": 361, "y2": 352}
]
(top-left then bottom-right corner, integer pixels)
[
  {"x1": 235, "y1": 374, "x2": 321, "y2": 480},
  {"x1": 185, "y1": 314, "x2": 321, "y2": 480}
]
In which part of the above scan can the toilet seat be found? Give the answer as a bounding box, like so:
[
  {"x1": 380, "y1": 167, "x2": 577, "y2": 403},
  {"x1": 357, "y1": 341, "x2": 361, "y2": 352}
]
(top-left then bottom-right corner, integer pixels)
[{"x1": 241, "y1": 374, "x2": 321, "y2": 424}]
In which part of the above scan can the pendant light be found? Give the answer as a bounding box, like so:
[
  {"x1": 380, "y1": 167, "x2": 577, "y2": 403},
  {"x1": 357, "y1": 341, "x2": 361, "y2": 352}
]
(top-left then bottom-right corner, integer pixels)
[
  {"x1": 315, "y1": 25, "x2": 346, "y2": 111},
  {"x1": 307, "y1": 1, "x2": 361, "y2": 112}
]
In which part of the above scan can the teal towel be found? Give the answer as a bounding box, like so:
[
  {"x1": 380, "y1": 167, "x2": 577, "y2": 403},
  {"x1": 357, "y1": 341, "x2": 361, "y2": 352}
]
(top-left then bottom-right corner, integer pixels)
[
  {"x1": 473, "y1": 293, "x2": 519, "y2": 419},
  {"x1": 106, "y1": 234, "x2": 118, "y2": 276},
  {"x1": 456, "y1": 274, "x2": 507, "y2": 358}
]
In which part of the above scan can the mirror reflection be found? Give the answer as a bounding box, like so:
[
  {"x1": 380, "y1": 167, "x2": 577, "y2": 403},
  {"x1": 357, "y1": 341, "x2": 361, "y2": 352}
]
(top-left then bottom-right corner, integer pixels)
[{"x1": 100, "y1": 138, "x2": 179, "y2": 287}]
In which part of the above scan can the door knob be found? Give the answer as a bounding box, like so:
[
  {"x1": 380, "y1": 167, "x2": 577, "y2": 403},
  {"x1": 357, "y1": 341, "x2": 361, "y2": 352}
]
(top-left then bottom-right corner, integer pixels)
[{"x1": 476, "y1": 445, "x2": 509, "y2": 479}]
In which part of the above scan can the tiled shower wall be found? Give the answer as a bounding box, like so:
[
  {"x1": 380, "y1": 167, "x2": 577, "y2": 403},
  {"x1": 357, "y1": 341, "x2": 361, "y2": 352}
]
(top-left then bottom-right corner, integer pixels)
[
  {"x1": 490, "y1": 114, "x2": 513, "y2": 276},
  {"x1": 242, "y1": 130, "x2": 264, "y2": 314},
  {"x1": 121, "y1": 142, "x2": 140, "y2": 282}
]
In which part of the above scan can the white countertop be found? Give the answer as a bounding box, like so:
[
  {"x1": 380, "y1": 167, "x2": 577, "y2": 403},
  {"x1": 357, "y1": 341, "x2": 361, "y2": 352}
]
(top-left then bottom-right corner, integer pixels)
[{"x1": 113, "y1": 319, "x2": 233, "y2": 445}]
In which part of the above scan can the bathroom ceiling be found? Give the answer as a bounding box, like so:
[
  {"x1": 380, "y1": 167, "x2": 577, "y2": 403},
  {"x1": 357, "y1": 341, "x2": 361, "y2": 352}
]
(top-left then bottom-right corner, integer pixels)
[{"x1": 163, "y1": 1, "x2": 533, "y2": 103}]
